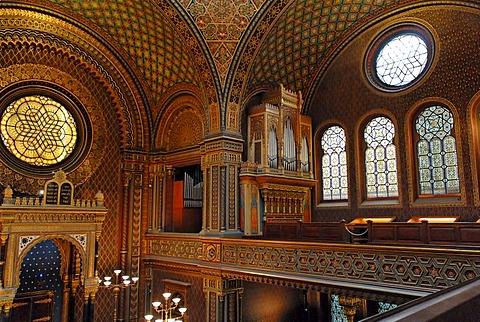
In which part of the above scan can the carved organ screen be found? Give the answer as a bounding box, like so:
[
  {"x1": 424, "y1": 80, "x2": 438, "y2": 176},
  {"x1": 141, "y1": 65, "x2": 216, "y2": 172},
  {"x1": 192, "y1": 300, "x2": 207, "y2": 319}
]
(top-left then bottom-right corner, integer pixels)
[{"x1": 241, "y1": 85, "x2": 315, "y2": 230}]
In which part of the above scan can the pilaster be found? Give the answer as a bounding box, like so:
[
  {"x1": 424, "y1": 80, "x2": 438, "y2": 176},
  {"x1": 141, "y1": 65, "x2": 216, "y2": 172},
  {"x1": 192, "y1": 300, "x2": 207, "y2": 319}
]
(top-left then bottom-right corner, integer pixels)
[
  {"x1": 147, "y1": 157, "x2": 167, "y2": 233},
  {"x1": 200, "y1": 134, "x2": 243, "y2": 237},
  {"x1": 203, "y1": 274, "x2": 243, "y2": 322},
  {"x1": 121, "y1": 150, "x2": 148, "y2": 322}
]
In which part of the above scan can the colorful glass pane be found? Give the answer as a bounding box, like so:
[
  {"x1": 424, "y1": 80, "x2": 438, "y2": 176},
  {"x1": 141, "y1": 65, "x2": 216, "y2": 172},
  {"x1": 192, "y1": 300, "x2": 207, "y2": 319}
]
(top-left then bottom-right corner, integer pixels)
[
  {"x1": 415, "y1": 106, "x2": 459, "y2": 195},
  {"x1": 378, "y1": 302, "x2": 398, "y2": 313},
  {"x1": 321, "y1": 126, "x2": 348, "y2": 200},
  {"x1": 1, "y1": 95, "x2": 77, "y2": 166},
  {"x1": 331, "y1": 295, "x2": 347, "y2": 322},
  {"x1": 364, "y1": 117, "x2": 398, "y2": 198}
]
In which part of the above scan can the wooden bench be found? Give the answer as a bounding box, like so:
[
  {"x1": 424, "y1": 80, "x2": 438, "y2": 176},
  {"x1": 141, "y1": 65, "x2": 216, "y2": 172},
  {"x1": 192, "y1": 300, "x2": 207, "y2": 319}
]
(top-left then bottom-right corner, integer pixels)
[
  {"x1": 368, "y1": 218, "x2": 480, "y2": 247},
  {"x1": 347, "y1": 217, "x2": 396, "y2": 243},
  {"x1": 263, "y1": 221, "x2": 348, "y2": 243}
]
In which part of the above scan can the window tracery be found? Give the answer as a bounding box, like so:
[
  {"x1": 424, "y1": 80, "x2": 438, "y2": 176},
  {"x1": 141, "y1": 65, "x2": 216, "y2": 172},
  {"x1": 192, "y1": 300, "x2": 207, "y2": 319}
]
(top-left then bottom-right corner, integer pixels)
[
  {"x1": 321, "y1": 125, "x2": 348, "y2": 201},
  {"x1": 364, "y1": 116, "x2": 398, "y2": 199},
  {"x1": 1, "y1": 95, "x2": 77, "y2": 166},
  {"x1": 415, "y1": 105, "x2": 459, "y2": 195}
]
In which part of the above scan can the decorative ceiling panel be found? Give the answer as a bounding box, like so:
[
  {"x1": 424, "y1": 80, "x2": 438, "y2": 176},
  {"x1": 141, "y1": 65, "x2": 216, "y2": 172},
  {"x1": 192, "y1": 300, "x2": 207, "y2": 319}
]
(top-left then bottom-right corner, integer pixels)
[
  {"x1": 49, "y1": 0, "x2": 202, "y2": 105},
  {"x1": 247, "y1": 0, "x2": 408, "y2": 97},
  {"x1": 179, "y1": 0, "x2": 267, "y2": 86}
]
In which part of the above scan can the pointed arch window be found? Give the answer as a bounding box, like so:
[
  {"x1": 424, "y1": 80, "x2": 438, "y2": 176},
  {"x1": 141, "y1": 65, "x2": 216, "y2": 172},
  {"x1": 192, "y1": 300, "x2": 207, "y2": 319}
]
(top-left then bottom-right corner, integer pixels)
[
  {"x1": 415, "y1": 105, "x2": 459, "y2": 195},
  {"x1": 321, "y1": 126, "x2": 348, "y2": 200},
  {"x1": 283, "y1": 117, "x2": 296, "y2": 171},
  {"x1": 364, "y1": 116, "x2": 398, "y2": 199}
]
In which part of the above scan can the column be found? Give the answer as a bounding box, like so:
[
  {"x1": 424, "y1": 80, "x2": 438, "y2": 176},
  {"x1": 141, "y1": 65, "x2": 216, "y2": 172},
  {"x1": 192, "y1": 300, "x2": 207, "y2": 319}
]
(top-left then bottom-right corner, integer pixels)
[
  {"x1": 203, "y1": 276, "x2": 243, "y2": 322},
  {"x1": 121, "y1": 151, "x2": 147, "y2": 321},
  {"x1": 148, "y1": 161, "x2": 166, "y2": 233},
  {"x1": 339, "y1": 296, "x2": 362, "y2": 322},
  {"x1": 238, "y1": 174, "x2": 261, "y2": 235},
  {"x1": 200, "y1": 134, "x2": 243, "y2": 237}
]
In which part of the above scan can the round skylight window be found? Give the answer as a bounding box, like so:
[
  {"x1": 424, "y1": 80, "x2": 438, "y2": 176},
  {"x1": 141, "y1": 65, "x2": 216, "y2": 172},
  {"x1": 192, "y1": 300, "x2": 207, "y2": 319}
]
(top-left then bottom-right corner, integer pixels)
[{"x1": 365, "y1": 23, "x2": 435, "y2": 92}]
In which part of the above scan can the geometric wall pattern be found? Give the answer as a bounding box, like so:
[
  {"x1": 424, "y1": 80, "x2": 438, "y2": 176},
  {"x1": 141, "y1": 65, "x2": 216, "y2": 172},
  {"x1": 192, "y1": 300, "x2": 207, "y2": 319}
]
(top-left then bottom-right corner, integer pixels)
[
  {"x1": 47, "y1": 0, "x2": 419, "y2": 114},
  {"x1": 49, "y1": 0, "x2": 201, "y2": 105},
  {"x1": 42, "y1": 0, "x2": 440, "y2": 126},
  {"x1": 179, "y1": 0, "x2": 267, "y2": 85},
  {"x1": 147, "y1": 237, "x2": 480, "y2": 295},
  {"x1": 248, "y1": 0, "x2": 412, "y2": 96}
]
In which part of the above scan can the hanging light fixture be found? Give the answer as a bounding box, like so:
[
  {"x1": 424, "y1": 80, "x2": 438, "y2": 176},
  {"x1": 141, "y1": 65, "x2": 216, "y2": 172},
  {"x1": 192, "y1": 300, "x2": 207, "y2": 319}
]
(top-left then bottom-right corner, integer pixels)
[
  {"x1": 98, "y1": 269, "x2": 139, "y2": 322},
  {"x1": 144, "y1": 292, "x2": 187, "y2": 322}
]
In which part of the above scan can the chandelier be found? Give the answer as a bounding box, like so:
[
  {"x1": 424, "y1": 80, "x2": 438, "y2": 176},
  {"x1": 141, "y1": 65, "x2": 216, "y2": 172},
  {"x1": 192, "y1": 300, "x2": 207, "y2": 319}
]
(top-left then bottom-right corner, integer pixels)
[
  {"x1": 144, "y1": 292, "x2": 187, "y2": 322},
  {"x1": 98, "y1": 269, "x2": 139, "y2": 322}
]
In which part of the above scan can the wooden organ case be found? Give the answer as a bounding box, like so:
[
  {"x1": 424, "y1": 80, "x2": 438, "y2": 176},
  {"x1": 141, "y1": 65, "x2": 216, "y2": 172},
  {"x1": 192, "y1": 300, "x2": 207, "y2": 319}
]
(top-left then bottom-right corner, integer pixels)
[
  {"x1": 240, "y1": 85, "x2": 315, "y2": 235},
  {"x1": 0, "y1": 170, "x2": 106, "y2": 321}
]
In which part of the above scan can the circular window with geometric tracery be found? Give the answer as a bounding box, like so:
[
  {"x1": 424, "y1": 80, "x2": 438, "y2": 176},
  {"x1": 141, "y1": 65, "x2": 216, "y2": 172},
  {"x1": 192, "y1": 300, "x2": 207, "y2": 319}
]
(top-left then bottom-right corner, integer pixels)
[
  {"x1": 1, "y1": 95, "x2": 78, "y2": 166},
  {"x1": 0, "y1": 83, "x2": 92, "y2": 180},
  {"x1": 365, "y1": 23, "x2": 435, "y2": 92}
]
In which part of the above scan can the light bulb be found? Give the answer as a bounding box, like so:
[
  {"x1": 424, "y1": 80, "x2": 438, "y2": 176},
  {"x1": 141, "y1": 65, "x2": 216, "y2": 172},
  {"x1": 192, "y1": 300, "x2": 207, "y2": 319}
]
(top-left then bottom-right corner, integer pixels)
[
  {"x1": 114, "y1": 269, "x2": 122, "y2": 275},
  {"x1": 152, "y1": 301, "x2": 161, "y2": 308},
  {"x1": 104, "y1": 281, "x2": 111, "y2": 286},
  {"x1": 144, "y1": 314, "x2": 154, "y2": 321},
  {"x1": 179, "y1": 307, "x2": 187, "y2": 314},
  {"x1": 162, "y1": 292, "x2": 171, "y2": 299},
  {"x1": 123, "y1": 280, "x2": 131, "y2": 285},
  {"x1": 132, "y1": 277, "x2": 139, "y2": 282},
  {"x1": 122, "y1": 275, "x2": 130, "y2": 280},
  {"x1": 172, "y1": 297, "x2": 181, "y2": 304},
  {"x1": 104, "y1": 276, "x2": 112, "y2": 281}
]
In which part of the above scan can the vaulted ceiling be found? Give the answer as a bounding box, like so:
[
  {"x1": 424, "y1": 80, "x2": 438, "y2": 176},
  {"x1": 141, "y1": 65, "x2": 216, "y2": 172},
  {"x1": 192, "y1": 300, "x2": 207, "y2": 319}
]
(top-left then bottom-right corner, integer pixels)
[
  {"x1": 2, "y1": 0, "x2": 452, "y2": 144},
  {"x1": 42, "y1": 1, "x2": 423, "y2": 108}
]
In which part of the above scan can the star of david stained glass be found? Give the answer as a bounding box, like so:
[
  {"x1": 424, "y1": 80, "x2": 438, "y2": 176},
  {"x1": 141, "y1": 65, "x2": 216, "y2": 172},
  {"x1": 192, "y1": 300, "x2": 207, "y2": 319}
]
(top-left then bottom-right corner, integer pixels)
[
  {"x1": 1, "y1": 95, "x2": 78, "y2": 166},
  {"x1": 365, "y1": 23, "x2": 435, "y2": 92}
]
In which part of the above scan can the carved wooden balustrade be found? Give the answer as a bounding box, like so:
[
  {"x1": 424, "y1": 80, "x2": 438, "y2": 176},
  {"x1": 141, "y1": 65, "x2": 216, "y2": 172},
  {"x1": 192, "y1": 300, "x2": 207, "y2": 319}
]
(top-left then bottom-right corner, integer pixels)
[{"x1": 144, "y1": 232, "x2": 480, "y2": 301}]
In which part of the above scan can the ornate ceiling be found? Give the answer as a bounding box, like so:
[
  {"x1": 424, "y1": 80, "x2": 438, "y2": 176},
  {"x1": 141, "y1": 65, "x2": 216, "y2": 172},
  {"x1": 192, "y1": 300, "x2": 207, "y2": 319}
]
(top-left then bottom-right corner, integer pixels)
[{"x1": 11, "y1": 0, "x2": 472, "y2": 130}]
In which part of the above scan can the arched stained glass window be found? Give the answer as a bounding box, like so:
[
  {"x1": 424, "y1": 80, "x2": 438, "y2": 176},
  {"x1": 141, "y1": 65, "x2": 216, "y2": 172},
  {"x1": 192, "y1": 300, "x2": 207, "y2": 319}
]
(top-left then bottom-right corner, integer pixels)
[
  {"x1": 415, "y1": 105, "x2": 459, "y2": 195},
  {"x1": 0, "y1": 95, "x2": 77, "y2": 166},
  {"x1": 321, "y1": 126, "x2": 348, "y2": 200},
  {"x1": 364, "y1": 117, "x2": 398, "y2": 198}
]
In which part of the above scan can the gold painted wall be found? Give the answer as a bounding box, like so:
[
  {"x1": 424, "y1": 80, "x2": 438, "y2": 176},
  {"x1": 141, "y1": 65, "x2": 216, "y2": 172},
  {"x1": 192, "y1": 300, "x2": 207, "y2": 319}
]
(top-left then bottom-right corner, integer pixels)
[{"x1": 310, "y1": 7, "x2": 480, "y2": 222}]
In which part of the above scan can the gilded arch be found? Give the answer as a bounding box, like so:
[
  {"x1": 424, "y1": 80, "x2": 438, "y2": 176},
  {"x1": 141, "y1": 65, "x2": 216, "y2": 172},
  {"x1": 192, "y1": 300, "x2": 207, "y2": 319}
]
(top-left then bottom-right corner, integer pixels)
[
  {"x1": 14, "y1": 235, "x2": 86, "y2": 289},
  {"x1": 156, "y1": 95, "x2": 207, "y2": 151},
  {"x1": 0, "y1": 6, "x2": 149, "y2": 149}
]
